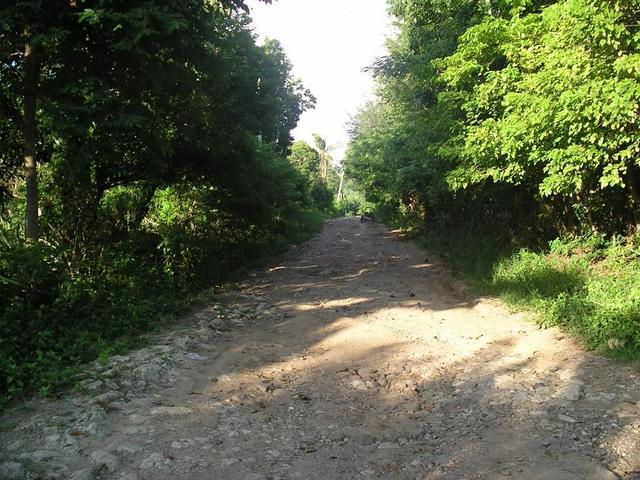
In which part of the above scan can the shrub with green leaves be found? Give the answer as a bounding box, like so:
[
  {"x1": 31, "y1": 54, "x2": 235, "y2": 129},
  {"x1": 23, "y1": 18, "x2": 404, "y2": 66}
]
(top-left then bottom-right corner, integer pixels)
[
  {"x1": 439, "y1": 0, "x2": 640, "y2": 231},
  {"x1": 347, "y1": 0, "x2": 640, "y2": 235},
  {"x1": 0, "y1": 1, "x2": 322, "y2": 404}
]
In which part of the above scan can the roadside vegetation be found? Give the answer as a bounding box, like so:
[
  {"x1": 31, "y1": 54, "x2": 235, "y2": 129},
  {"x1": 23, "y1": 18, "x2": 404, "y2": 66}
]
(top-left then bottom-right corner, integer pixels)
[
  {"x1": 489, "y1": 237, "x2": 640, "y2": 357},
  {"x1": 345, "y1": 0, "x2": 640, "y2": 358},
  {"x1": 0, "y1": 0, "x2": 343, "y2": 404},
  {"x1": 421, "y1": 226, "x2": 640, "y2": 359}
]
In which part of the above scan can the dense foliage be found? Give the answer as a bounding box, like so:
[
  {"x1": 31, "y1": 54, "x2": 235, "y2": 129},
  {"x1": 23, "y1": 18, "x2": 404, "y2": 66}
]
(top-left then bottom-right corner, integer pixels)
[
  {"x1": 288, "y1": 140, "x2": 336, "y2": 211},
  {"x1": 347, "y1": 0, "x2": 640, "y2": 233},
  {"x1": 345, "y1": 0, "x2": 640, "y2": 356},
  {"x1": 0, "y1": 0, "x2": 331, "y2": 402}
]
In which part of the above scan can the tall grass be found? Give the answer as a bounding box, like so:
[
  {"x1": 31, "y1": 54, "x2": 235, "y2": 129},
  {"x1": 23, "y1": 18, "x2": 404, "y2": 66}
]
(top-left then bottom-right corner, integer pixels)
[{"x1": 423, "y1": 228, "x2": 640, "y2": 359}]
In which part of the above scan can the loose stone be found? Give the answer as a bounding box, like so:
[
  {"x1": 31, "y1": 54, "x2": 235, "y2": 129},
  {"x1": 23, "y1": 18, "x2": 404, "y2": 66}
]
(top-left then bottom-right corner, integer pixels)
[{"x1": 0, "y1": 462, "x2": 26, "y2": 480}]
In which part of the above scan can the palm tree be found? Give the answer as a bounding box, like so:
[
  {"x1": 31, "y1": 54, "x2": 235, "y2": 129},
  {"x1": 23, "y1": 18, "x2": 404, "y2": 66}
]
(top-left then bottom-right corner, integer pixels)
[{"x1": 312, "y1": 134, "x2": 338, "y2": 182}]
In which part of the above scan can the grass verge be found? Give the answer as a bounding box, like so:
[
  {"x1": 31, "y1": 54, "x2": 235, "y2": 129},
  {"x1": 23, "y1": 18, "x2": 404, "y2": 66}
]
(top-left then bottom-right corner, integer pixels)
[{"x1": 421, "y1": 227, "x2": 640, "y2": 359}]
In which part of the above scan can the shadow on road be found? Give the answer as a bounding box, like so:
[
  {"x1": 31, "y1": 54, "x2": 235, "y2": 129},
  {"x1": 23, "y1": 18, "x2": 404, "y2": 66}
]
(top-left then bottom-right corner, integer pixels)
[{"x1": 151, "y1": 218, "x2": 639, "y2": 480}]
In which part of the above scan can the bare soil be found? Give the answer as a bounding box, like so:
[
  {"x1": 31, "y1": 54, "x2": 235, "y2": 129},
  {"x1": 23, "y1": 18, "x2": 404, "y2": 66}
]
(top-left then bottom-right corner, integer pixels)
[{"x1": 2, "y1": 217, "x2": 640, "y2": 480}]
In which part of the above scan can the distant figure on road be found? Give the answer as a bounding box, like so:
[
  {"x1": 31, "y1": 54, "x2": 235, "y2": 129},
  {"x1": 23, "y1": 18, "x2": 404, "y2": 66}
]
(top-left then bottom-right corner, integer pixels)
[{"x1": 360, "y1": 212, "x2": 375, "y2": 223}]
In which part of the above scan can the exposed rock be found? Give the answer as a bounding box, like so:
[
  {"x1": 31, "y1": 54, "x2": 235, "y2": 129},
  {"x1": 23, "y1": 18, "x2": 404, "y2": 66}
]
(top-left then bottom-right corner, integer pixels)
[
  {"x1": 170, "y1": 439, "x2": 194, "y2": 449},
  {"x1": 127, "y1": 413, "x2": 149, "y2": 425},
  {"x1": 45, "y1": 434, "x2": 61, "y2": 445},
  {"x1": 585, "y1": 464, "x2": 619, "y2": 480},
  {"x1": 350, "y1": 378, "x2": 367, "y2": 391},
  {"x1": 378, "y1": 442, "x2": 400, "y2": 450},
  {"x1": 139, "y1": 453, "x2": 166, "y2": 470},
  {"x1": 0, "y1": 462, "x2": 25, "y2": 480},
  {"x1": 122, "y1": 425, "x2": 154, "y2": 435},
  {"x1": 559, "y1": 414, "x2": 577, "y2": 423},
  {"x1": 92, "y1": 390, "x2": 121, "y2": 406},
  {"x1": 115, "y1": 443, "x2": 141, "y2": 455},
  {"x1": 185, "y1": 352, "x2": 208, "y2": 361},
  {"x1": 132, "y1": 364, "x2": 162, "y2": 383},
  {"x1": 69, "y1": 468, "x2": 94, "y2": 480},
  {"x1": 149, "y1": 406, "x2": 193, "y2": 416},
  {"x1": 89, "y1": 449, "x2": 119, "y2": 472},
  {"x1": 30, "y1": 450, "x2": 60, "y2": 462},
  {"x1": 493, "y1": 374, "x2": 515, "y2": 389},
  {"x1": 81, "y1": 380, "x2": 104, "y2": 392},
  {"x1": 6, "y1": 440, "x2": 25, "y2": 452},
  {"x1": 555, "y1": 381, "x2": 584, "y2": 402},
  {"x1": 62, "y1": 434, "x2": 79, "y2": 447}
]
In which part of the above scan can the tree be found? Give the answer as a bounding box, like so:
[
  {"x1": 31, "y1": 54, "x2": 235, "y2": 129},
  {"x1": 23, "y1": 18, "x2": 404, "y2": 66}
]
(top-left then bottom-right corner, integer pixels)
[
  {"x1": 0, "y1": 1, "x2": 297, "y2": 243},
  {"x1": 289, "y1": 141, "x2": 322, "y2": 180},
  {"x1": 22, "y1": 34, "x2": 39, "y2": 241},
  {"x1": 0, "y1": 0, "x2": 326, "y2": 401},
  {"x1": 347, "y1": 0, "x2": 640, "y2": 234},
  {"x1": 287, "y1": 140, "x2": 333, "y2": 211},
  {"x1": 256, "y1": 39, "x2": 316, "y2": 153},
  {"x1": 222, "y1": 0, "x2": 273, "y2": 12},
  {"x1": 439, "y1": 0, "x2": 640, "y2": 231},
  {"x1": 1, "y1": 1, "x2": 64, "y2": 241},
  {"x1": 312, "y1": 134, "x2": 337, "y2": 182}
]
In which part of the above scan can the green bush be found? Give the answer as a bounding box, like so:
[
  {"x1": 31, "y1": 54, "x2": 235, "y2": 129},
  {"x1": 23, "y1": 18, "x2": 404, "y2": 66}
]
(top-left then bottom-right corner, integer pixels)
[
  {"x1": 0, "y1": 172, "x2": 325, "y2": 404},
  {"x1": 486, "y1": 238, "x2": 640, "y2": 358},
  {"x1": 0, "y1": 1, "x2": 322, "y2": 407},
  {"x1": 0, "y1": 240, "x2": 176, "y2": 400}
]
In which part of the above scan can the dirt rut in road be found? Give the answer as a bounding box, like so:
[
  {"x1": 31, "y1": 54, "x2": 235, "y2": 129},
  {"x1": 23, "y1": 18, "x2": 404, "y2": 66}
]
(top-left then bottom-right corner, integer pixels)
[{"x1": 1, "y1": 217, "x2": 640, "y2": 480}]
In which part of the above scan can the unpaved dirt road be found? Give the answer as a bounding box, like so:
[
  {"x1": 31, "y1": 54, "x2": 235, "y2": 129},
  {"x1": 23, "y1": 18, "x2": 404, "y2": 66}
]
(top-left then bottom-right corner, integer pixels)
[{"x1": 2, "y1": 217, "x2": 640, "y2": 480}]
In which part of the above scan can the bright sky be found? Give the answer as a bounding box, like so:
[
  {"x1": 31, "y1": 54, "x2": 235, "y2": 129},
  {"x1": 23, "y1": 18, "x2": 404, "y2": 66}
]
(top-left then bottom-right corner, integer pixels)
[{"x1": 247, "y1": 0, "x2": 392, "y2": 163}]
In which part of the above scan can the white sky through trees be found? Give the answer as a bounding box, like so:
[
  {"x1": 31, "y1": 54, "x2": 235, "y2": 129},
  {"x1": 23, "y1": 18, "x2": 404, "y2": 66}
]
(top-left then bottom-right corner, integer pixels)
[{"x1": 247, "y1": 0, "x2": 392, "y2": 163}]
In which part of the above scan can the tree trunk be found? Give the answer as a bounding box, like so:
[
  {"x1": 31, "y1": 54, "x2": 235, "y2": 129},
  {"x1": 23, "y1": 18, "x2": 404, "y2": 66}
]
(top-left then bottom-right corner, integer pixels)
[
  {"x1": 23, "y1": 40, "x2": 40, "y2": 242},
  {"x1": 132, "y1": 185, "x2": 158, "y2": 229},
  {"x1": 337, "y1": 172, "x2": 344, "y2": 201},
  {"x1": 626, "y1": 165, "x2": 640, "y2": 232},
  {"x1": 320, "y1": 154, "x2": 327, "y2": 182},
  {"x1": 562, "y1": 198, "x2": 576, "y2": 234}
]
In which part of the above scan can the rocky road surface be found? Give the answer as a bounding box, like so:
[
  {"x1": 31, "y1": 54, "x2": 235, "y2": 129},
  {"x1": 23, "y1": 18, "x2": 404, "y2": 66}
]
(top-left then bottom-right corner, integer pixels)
[{"x1": 1, "y1": 217, "x2": 640, "y2": 480}]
